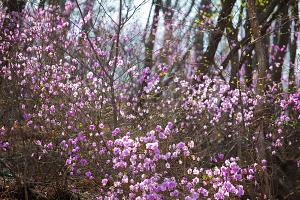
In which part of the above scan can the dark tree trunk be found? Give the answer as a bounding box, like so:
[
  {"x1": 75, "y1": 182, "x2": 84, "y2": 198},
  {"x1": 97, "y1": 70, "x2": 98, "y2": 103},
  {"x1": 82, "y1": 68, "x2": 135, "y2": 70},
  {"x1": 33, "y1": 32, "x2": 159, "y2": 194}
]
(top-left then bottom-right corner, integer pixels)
[
  {"x1": 199, "y1": 0, "x2": 236, "y2": 75},
  {"x1": 247, "y1": 0, "x2": 271, "y2": 197},
  {"x1": 272, "y1": 3, "x2": 290, "y2": 84}
]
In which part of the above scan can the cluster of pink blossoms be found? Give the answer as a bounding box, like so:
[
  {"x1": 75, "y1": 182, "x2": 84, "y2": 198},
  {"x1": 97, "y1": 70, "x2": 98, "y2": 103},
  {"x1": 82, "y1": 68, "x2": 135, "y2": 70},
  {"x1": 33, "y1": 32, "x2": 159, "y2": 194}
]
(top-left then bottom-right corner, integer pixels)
[
  {"x1": 0, "y1": 3, "x2": 298, "y2": 200},
  {"x1": 57, "y1": 121, "x2": 265, "y2": 199}
]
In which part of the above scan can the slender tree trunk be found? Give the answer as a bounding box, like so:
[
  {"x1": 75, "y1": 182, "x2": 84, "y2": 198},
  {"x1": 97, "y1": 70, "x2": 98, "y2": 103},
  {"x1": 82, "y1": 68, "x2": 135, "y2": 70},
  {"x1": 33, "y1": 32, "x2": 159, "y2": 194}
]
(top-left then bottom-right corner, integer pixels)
[
  {"x1": 227, "y1": 22, "x2": 240, "y2": 89},
  {"x1": 111, "y1": 0, "x2": 122, "y2": 128},
  {"x1": 289, "y1": 0, "x2": 299, "y2": 91},
  {"x1": 136, "y1": 0, "x2": 161, "y2": 109},
  {"x1": 194, "y1": 0, "x2": 211, "y2": 64},
  {"x1": 247, "y1": 0, "x2": 271, "y2": 197},
  {"x1": 161, "y1": 0, "x2": 176, "y2": 65},
  {"x1": 247, "y1": 0, "x2": 267, "y2": 95},
  {"x1": 272, "y1": 3, "x2": 290, "y2": 84},
  {"x1": 199, "y1": 0, "x2": 236, "y2": 75},
  {"x1": 144, "y1": 0, "x2": 161, "y2": 68}
]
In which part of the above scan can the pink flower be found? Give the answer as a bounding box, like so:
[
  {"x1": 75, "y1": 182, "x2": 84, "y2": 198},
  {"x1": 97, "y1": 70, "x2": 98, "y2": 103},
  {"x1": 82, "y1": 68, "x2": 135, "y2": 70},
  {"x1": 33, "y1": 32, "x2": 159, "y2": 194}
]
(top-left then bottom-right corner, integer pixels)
[
  {"x1": 80, "y1": 159, "x2": 87, "y2": 166},
  {"x1": 89, "y1": 124, "x2": 96, "y2": 130},
  {"x1": 102, "y1": 178, "x2": 108, "y2": 186},
  {"x1": 112, "y1": 128, "x2": 121, "y2": 136},
  {"x1": 87, "y1": 71, "x2": 94, "y2": 80},
  {"x1": 98, "y1": 123, "x2": 104, "y2": 129},
  {"x1": 85, "y1": 171, "x2": 93, "y2": 179}
]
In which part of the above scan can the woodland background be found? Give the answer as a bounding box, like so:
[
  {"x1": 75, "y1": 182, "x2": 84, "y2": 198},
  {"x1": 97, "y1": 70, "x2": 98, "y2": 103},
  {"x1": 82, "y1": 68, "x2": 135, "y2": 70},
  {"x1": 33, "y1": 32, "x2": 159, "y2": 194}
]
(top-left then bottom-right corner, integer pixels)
[{"x1": 0, "y1": 0, "x2": 299, "y2": 199}]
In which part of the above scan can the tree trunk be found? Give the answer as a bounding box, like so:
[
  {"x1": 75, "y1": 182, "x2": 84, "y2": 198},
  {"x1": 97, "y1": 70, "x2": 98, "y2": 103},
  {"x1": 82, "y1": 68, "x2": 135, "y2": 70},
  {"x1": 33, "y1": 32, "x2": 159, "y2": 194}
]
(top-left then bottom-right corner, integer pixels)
[
  {"x1": 272, "y1": 3, "x2": 290, "y2": 84},
  {"x1": 289, "y1": 0, "x2": 299, "y2": 91},
  {"x1": 136, "y1": 0, "x2": 161, "y2": 109},
  {"x1": 199, "y1": 0, "x2": 236, "y2": 75},
  {"x1": 247, "y1": 0, "x2": 271, "y2": 197}
]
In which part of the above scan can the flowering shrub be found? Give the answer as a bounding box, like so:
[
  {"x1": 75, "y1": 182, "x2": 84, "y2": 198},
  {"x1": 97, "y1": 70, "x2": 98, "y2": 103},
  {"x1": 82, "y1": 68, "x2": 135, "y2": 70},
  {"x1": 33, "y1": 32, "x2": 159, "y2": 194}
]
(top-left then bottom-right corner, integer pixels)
[
  {"x1": 62, "y1": 124, "x2": 265, "y2": 199},
  {"x1": 0, "y1": 2, "x2": 299, "y2": 200}
]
